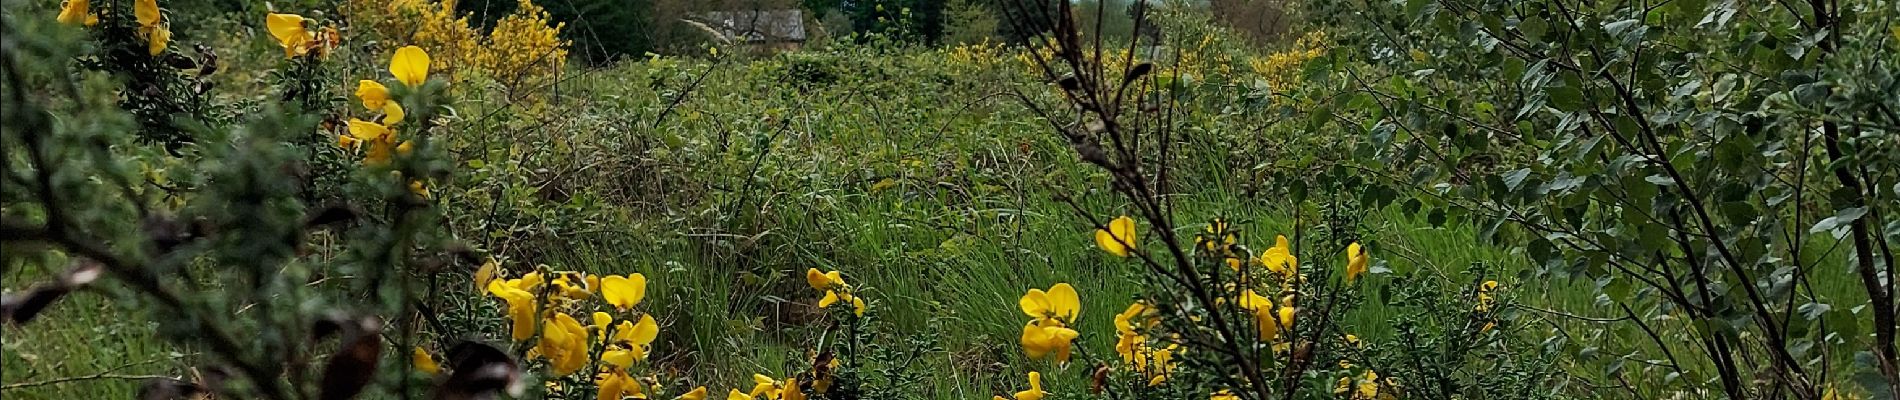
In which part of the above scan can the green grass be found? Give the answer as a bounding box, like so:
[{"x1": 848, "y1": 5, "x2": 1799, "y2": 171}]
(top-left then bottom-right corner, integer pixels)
[
  {"x1": 3, "y1": 36, "x2": 1881, "y2": 400},
  {"x1": 1, "y1": 266, "x2": 189, "y2": 399}
]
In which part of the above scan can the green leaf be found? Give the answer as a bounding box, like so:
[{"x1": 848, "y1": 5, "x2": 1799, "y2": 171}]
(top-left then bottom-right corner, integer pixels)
[
  {"x1": 1503, "y1": 168, "x2": 1533, "y2": 191},
  {"x1": 1809, "y1": 207, "x2": 1867, "y2": 239},
  {"x1": 1549, "y1": 86, "x2": 1586, "y2": 111}
]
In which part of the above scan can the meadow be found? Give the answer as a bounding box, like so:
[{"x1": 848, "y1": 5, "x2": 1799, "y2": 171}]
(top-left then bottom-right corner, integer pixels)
[{"x1": 3, "y1": 1, "x2": 1897, "y2": 400}]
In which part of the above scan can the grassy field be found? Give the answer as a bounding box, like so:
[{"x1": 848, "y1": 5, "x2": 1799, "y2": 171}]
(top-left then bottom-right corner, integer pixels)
[{"x1": 5, "y1": 1, "x2": 1892, "y2": 398}]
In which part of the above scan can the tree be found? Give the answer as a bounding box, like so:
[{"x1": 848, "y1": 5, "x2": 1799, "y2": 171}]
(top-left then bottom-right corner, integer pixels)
[{"x1": 942, "y1": 0, "x2": 1001, "y2": 45}]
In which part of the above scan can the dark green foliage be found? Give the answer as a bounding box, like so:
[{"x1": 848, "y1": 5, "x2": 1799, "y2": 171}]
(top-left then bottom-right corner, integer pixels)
[
  {"x1": 1303, "y1": 0, "x2": 1900, "y2": 396},
  {"x1": 458, "y1": 0, "x2": 660, "y2": 63}
]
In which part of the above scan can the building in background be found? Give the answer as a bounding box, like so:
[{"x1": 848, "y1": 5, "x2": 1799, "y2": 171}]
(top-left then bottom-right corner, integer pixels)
[{"x1": 695, "y1": 9, "x2": 809, "y2": 52}]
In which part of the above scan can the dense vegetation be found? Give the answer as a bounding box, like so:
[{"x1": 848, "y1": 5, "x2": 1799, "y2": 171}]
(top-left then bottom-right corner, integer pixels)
[{"x1": 2, "y1": 0, "x2": 1896, "y2": 400}]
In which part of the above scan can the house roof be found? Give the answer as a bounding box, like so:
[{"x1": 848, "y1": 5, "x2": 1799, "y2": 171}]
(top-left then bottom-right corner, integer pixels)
[{"x1": 698, "y1": 10, "x2": 807, "y2": 42}]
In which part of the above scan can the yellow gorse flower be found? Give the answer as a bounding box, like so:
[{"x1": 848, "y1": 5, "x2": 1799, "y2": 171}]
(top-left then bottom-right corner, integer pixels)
[
  {"x1": 1094, "y1": 215, "x2": 1137, "y2": 257},
  {"x1": 485, "y1": 272, "x2": 543, "y2": 341},
  {"x1": 1020, "y1": 318, "x2": 1080, "y2": 363},
  {"x1": 1200, "y1": 218, "x2": 1237, "y2": 252},
  {"x1": 1018, "y1": 283, "x2": 1079, "y2": 325},
  {"x1": 355, "y1": 80, "x2": 390, "y2": 110},
  {"x1": 1113, "y1": 301, "x2": 1157, "y2": 335},
  {"x1": 1476, "y1": 280, "x2": 1500, "y2": 313},
  {"x1": 806, "y1": 268, "x2": 864, "y2": 317},
  {"x1": 726, "y1": 389, "x2": 753, "y2": 400},
  {"x1": 390, "y1": 45, "x2": 431, "y2": 87},
  {"x1": 997, "y1": 371, "x2": 1044, "y2": 400},
  {"x1": 534, "y1": 311, "x2": 589, "y2": 376},
  {"x1": 598, "y1": 313, "x2": 658, "y2": 368},
  {"x1": 1113, "y1": 300, "x2": 1161, "y2": 365},
  {"x1": 473, "y1": 258, "x2": 499, "y2": 291},
  {"x1": 1133, "y1": 342, "x2": 1179, "y2": 386},
  {"x1": 595, "y1": 367, "x2": 642, "y2": 400},
  {"x1": 57, "y1": 0, "x2": 98, "y2": 26},
  {"x1": 1344, "y1": 242, "x2": 1369, "y2": 283},
  {"x1": 1239, "y1": 289, "x2": 1295, "y2": 341},
  {"x1": 1257, "y1": 235, "x2": 1298, "y2": 275},
  {"x1": 134, "y1": 0, "x2": 169, "y2": 55},
  {"x1": 601, "y1": 273, "x2": 648, "y2": 311},
  {"x1": 341, "y1": 118, "x2": 411, "y2": 166},
  {"x1": 1247, "y1": 30, "x2": 1329, "y2": 97},
  {"x1": 266, "y1": 13, "x2": 313, "y2": 57},
  {"x1": 747, "y1": 374, "x2": 786, "y2": 399},
  {"x1": 411, "y1": 346, "x2": 440, "y2": 375},
  {"x1": 1211, "y1": 389, "x2": 1239, "y2": 400},
  {"x1": 135, "y1": 0, "x2": 160, "y2": 27},
  {"x1": 678, "y1": 386, "x2": 709, "y2": 400},
  {"x1": 1017, "y1": 283, "x2": 1081, "y2": 362}
]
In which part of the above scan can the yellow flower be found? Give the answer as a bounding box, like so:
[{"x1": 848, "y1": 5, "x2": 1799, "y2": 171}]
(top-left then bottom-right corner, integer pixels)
[
  {"x1": 390, "y1": 45, "x2": 431, "y2": 87},
  {"x1": 549, "y1": 271, "x2": 594, "y2": 300},
  {"x1": 679, "y1": 386, "x2": 709, "y2": 400},
  {"x1": 355, "y1": 80, "x2": 390, "y2": 110},
  {"x1": 535, "y1": 312, "x2": 589, "y2": 376},
  {"x1": 1356, "y1": 370, "x2": 1381, "y2": 399},
  {"x1": 1018, "y1": 283, "x2": 1080, "y2": 325},
  {"x1": 1094, "y1": 215, "x2": 1137, "y2": 257},
  {"x1": 599, "y1": 313, "x2": 658, "y2": 368},
  {"x1": 1211, "y1": 389, "x2": 1239, "y2": 400},
  {"x1": 336, "y1": 134, "x2": 360, "y2": 150},
  {"x1": 595, "y1": 368, "x2": 642, "y2": 400},
  {"x1": 1138, "y1": 343, "x2": 1179, "y2": 386},
  {"x1": 1020, "y1": 319, "x2": 1079, "y2": 362},
  {"x1": 1009, "y1": 371, "x2": 1045, "y2": 400},
  {"x1": 485, "y1": 272, "x2": 543, "y2": 341},
  {"x1": 266, "y1": 13, "x2": 313, "y2": 57},
  {"x1": 805, "y1": 268, "x2": 844, "y2": 291},
  {"x1": 1258, "y1": 235, "x2": 1297, "y2": 275},
  {"x1": 726, "y1": 389, "x2": 753, "y2": 400},
  {"x1": 145, "y1": 25, "x2": 171, "y2": 56},
  {"x1": 57, "y1": 0, "x2": 98, "y2": 26},
  {"x1": 782, "y1": 378, "x2": 805, "y2": 400},
  {"x1": 806, "y1": 269, "x2": 864, "y2": 317},
  {"x1": 407, "y1": 179, "x2": 430, "y2": 198},
  {"x1": 346, "y1": 118, "x2": 388, "y2": 142},
  {"x1": 1239, "y1": 290, "x2": 1289, "y2": 341},
  {"x1": 1476, "y1": 280, "x2": 1500, "y2": 312},
  {"x1": 411, "y1": 346, "x2": 440, "y2": 375},
  {"x1": 380, "y1": 101, "x2": 405, "y2": 125},
  {"x1": 474, "y1": 258, "x2": 499, "y2": 292},
  {"x1": 1200, "y1": 218, "x2": 1235, "y2": 251},
  {"x1": 747, "y1": 374, "x2": 783, "y2": 399},
  {"x1": 1345, "y1": 242, "x2": 1369, "y2": 283},
  {"x1": 1113, "y1": 301, "x2": 1156, "y2": 335},
  {"x1": 1115, "y1": 330, "x2": 1144, "y2": 363},
  {"x1": 601, "y1": 274, "x2": 647, "y2": 311},
  {"x1": 135, "y1": 0, "x2": 160, "y2": 27}
]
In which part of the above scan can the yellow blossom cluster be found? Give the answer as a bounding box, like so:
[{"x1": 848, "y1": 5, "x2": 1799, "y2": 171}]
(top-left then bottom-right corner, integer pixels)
[
  {"x1": 1247, "y1": 30, "x2": 1330, "y2": 93},
  {"x1": 350, "y1": 0, "x2": 567, "y2": 88},
  {"x1": 944, "y1": 40, "x2": 1007, "y2": 71},
  {"x1": 327, "y1": 42, "x2": 433, "y2": 196},
  {"x1": 1114, "y1": 301, "x2": 1178, "y2": 386},
  {"x1": 481, "y1": 263, "x2": 677, "y2": 400},
  {"x1": 994, "y1": 371, "x2": 1045, "y2": 400},
  {"x1": 1475, "y1": 280, "x2": 1500, "y2": 333},
  {"x1": 56, "y1": 0, "x2": 170, "y2": 55},
  {"x1": 1018, "y1": 283, "x2": 1081, "y2": 363},
  {"x1": 806, "y1": 268, "x2": 866, "y2": 317},
  {"x1": 480, "y1": 0, "x2": 569, "y2": 86},
  {"x1": 265, "y1": 13, "x2": 339, "y2": 59},
  {"x1": 1333, "y1": 369, "x2": 1401, "y2": 400}
]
